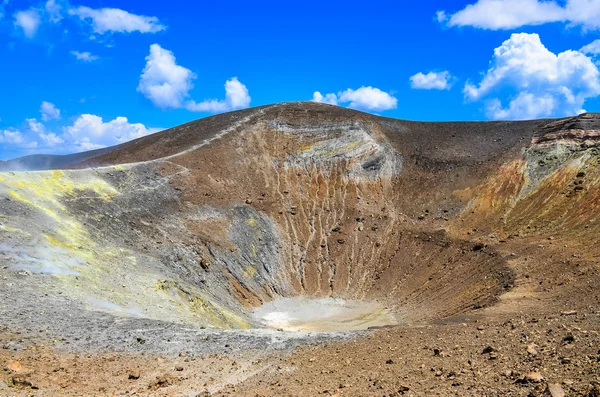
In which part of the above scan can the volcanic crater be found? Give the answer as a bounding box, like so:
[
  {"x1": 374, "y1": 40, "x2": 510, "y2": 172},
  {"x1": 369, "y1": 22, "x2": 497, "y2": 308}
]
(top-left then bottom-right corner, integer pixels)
[{"x1": 1, "y1": 102, "x2": 599, "y2": 396}]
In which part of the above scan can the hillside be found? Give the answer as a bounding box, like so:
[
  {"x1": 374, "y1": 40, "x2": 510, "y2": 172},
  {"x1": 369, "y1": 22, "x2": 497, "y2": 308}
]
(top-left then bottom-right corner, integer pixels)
[{"x1": 0, "y1": 102, "x2": 598, "y2": 396}]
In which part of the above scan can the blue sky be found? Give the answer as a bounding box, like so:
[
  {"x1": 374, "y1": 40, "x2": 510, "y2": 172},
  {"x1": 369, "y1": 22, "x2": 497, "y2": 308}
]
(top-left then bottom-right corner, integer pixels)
[{"x1": 1, "y1": 0, "x2": 599, "y2": 160}]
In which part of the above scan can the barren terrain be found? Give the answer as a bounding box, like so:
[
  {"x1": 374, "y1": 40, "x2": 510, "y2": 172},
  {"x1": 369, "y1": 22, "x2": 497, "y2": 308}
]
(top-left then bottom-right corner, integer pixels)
[{"x1": 0, "y1": 102, "x2": 598, "y2": 396}]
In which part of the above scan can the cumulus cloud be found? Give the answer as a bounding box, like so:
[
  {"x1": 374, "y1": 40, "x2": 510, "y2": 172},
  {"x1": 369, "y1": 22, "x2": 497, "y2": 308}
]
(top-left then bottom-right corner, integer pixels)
[
  {"x1": 24, "y1": 117, "x2": 63, "y2": 146},
  {"x1": 70, "y1": 50, "x2": 99, "y2": 62},
  {"x1": 137, "y1": 44, "x2": 195, "y2": 109},
  {"x1": 464, "y1": 33, "x2": 600, "y2": 120},
  {"x1": 312, "y1": 92, "x2": 338, "y2": 105},
  {"x1": 185, "y1": 77, "x2": 251, "y2": 113},
  {"x1": 581, "y1": 39, "x2": 600, "y2": 55},
  {"x1": 64, "y1": 114, "x2": 162, "y2": 150},
  {"x1": 1, "y1": 112, "x2": 161, "y2": 158},
  {"x1": 14, "y1": 9, "x2": 41, "y2": 38},
  {"x1": 10, "y1": 2, "x2": 165, "y2": 40},
  {"x1": 439, "y1": 0, "x2": 600, "y2": 31},
  {"x1": 138, "y1": 44, "x2": 251, "y2": 113},
  {"x1": 40, "y1": 101, "x2": 60, "y2": 121},
  {"x1": 410, "y1": 71, "x2": 454, "y2": 90},
  {"x1": 313, "y1": 86, "x2": 397, "y2": 112},
  {"x1": 69, "y1": 6, "x2": 166, "y2": 34}
]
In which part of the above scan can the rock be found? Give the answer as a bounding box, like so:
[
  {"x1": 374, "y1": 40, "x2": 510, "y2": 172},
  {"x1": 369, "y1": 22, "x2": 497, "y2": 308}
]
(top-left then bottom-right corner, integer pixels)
[
  {"x1": 545, "y1": 383, "x2": 565, "y2": 397},
  {"x1": 561, "y1": 310, "x2": 577, "y2": 316},
  {"x1": 501, "y1": 369, "x2": 513, "y2": 377},
  {"x1": 482, "y1": 346, "x2": 495, "y2": 354},
  {"x1": 560, "y1": 357, "x2": 571, "y2": 364},
  {"x1": 472, "y1": 243, "x2": 485, "y2": 251},
  {"x1": 6, "y1": 360, "x2": 26, "y2": 374},
  {"x1": 245, "y1": 199, "x2": 253, "y2": 204},
  {"x1": 128, "y1": 369, "x2": 140, "y2": 380},
  {"x1": 386, "y1": 359, "x2": 394, "y2": 364},
  {"x1": 527, "y1": 343, "x2": 539, "y2": 356},
  {"x1": 175, "y1": 366, "x2": 184, "y2": 371},
  {"x1": 563, "y1": 334, "x2": 575, "y2": 343},
  {"x1": 150, "y1": 375, "x2": 173, "y2": 389},
  {"x1": 337, "y1": 239, "x2": 345, "y2": 244},
  {"x1": 521, "y1": 372, "x2": 544, "y2": 384},
  {"x1": 8, "y1": 376, "x2": 35, "y2": 389},
  {"x1": 398, "y1": 384, "x2": 410, "y2": 393},
  {"x1": 195, "y1": 392, "x2": 211, "y2": 397},
  {"x1": 477, "y1": 325, "x2": 485, "y2": 331},
  {"x1": 179, "y1": 351, "x2": 187, "y2": 357}
]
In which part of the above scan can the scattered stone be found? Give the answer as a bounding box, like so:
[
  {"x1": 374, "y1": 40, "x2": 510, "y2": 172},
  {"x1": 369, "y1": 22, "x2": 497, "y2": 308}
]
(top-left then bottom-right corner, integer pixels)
[
  {"x1": 520, "y1": 372, "x2": 544, "y2": 384},
  {"x1": 472, "y1": 243, "x2": 485, "y2": 251},
  {"x1": 563, "y1": 334, "x2": 575, "y2": 343},
  {"x1": 6, "y1": 360, "x2": 26, "y2": 373},
  {"x1": 561, "y1": 310, "x2": 578, "y2": 316},
  {"x1": 545, "y1": 383, "x2": 566, "y2": 397},
  {"x1": 501, "y1": 370, "x2": 513, "y2": 378},
  {"x1": 527, "y1": 343, "x2": 539, "y2": 356},
  {"x1": 128, "y1": 369, "x2": 140, "y2": 380},
  {"x1": 8, "y1": 376, "x2": 35, "y2": 389},
  {"x1": 149, "y1": 375, "x2": 173, "y2": 389}
]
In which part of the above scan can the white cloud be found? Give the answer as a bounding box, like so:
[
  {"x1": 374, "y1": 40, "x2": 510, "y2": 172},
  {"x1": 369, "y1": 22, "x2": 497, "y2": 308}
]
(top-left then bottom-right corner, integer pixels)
[
  {"x1": 45, "y1": 0, "x2": 63, "y2": 23},
  {"x1": 69, "y1": 6, "x2": 166, "y2": 34},
  {"x1": 185, "y1": 77, "x2": 251, "y2": 113},
  {"x1": 313, "y1": 86, "x2": 397, "y2": 111},
  {"x1": 138, "y1": 44, "x2": 251, "y2": 113},
  {"x1": 312, "y1": 91, "x2": 338, "y2": 105},
  {"x1": 0, "y1": 128, "x2": 38, "y2": 149},
  {"x1": 39, "y1": 132, "x2": 63, "y2": 146},
  {"x1": 14, "y1": 9, "x2": 41, "y2": 38},
  {"x1": 70, "y1": 50, "x2": 99, "y2": 62},
  {"x1": 25, "y1": 118, "x2": 45, "y2": 133},
  {"x1": 1, "y1": 112, "x2": 161, "y2": 157},
  {"x1": 436, "y1": 10, "x2": 448, "y2": 23},
  {"x1": 40, "y1": 101, "x2": 60, "y2": 121},
  {"x1": 465, "y1": 33, "x2": 600, "y2": 120},
  {"x1": 441, "y1": 0, "x2": 600, "y2": 31},
  {"x1": 0, "y1": 0, "x2": 9, "y2": 20},
  {"x1": 581, "y1": 39, "x2": 600, "y2": 55},
  {"x1": 137, "y1": 44, "x2": 195, "y2": 109},
  {"x1": 410, "y1": 71, "x2": 454, "y2": 90},
  {"x1": 64, "y1": 114, "x2": 162, "y2": 150}
]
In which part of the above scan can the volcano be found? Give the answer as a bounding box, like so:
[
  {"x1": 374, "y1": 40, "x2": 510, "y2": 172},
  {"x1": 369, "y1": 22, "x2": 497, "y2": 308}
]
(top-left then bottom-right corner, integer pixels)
[{"x1": 1, "y1": 102, "x2": 599, "y2": 396}]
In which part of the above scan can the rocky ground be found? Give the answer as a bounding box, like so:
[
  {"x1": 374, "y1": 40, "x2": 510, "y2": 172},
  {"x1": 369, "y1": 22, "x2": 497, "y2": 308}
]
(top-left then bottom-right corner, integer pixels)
[{"x1": 2, "y1": 311, "x2": 598, "y2": 396}]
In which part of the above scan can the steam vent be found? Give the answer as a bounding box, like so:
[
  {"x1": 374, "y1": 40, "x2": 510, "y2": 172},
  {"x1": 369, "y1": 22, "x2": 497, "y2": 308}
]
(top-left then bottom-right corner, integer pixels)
[{"x1": 1, "y1": 103, "x2": 599, "y2": 395}]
